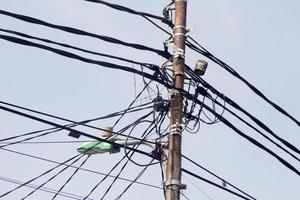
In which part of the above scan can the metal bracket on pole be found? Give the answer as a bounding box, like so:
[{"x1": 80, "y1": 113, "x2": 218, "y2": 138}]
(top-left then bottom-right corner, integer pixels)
[{"x1": 164, "y1": 179, "x2": 187, "y2": 190}]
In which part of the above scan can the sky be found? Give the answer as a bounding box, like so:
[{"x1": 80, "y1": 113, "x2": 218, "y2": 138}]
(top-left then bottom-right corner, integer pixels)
[{"x1": 0, "y1": 0, "x2": 299, "y2": 200}]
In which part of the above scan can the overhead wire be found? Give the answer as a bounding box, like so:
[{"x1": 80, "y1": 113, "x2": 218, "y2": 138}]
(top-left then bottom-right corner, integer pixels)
[
  {"x1": 182, "y1": 168, "x2": 252, "y2": 200},
  {"x1": 51, "y1": 155, "x2": 91, "y2": 200},
  {"x1": 20, "y1": 155, "x2": 86, "y2": 200},
  {"x1": 79, "y1": 0, "x2": 299, "y2": 127},
  {"x1": 115, "y1": 158, "x2": 155, "y2": 200},
  {"x1": 185, "y1": 37, "x2": 300, "y2": 127},
  {"x1": 0, "y1": 34, "x2": 171, "y2": 88},
  {"x1": 182, "y1": 174, "x2": 213, "y2": 200},
  {"x1": 82, "y1": 155, "x2": 128, "y2": 200},
  {"x1": 0, "y1": 28, "x2": 161, "y2": 72},
  {"x1": 0, "y1": 154, "x2": 82, "y2": 198},
  {"x1": 0, "y1": 100, "x2": 159, "y2": 147},
  {"x1": 185, "y1": 67, "x2": 300, "y2": 156},
  {"x1": 181, "y1": 90, "x2": 300, "y2": 176},
  {"x1": 181, "y1": 154, "x2": 256, "y2": 200},
  {"x1": 0, "y1": 147, "x2": 162, "y2": 190},
  {"x1": 0, "y1": 104, "x2": 154, "y2": 158},
  {"x1": 0, "y1": 9, "x2": 171, "y2": 59},
  {"x1": 0, "y1": 175, "x2": 95, "y2": 200}
]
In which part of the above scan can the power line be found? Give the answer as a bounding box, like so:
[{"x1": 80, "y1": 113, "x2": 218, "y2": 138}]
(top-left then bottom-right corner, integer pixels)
[
  {"x1": 0, "y1": 34, "x2": 170, "y2": 88},
  {"x1": 185, "y1": 66, "x2": 300, "y2": 156},
  {"x1": 20, "y1": 155, "x2": 85, "y2": 200},
  {"x1": 115, "y1": 159, "x2": 154, "y2": 200},
  {"x1": 0, "y1": 9, "x2": 171, "y2": 59},
  {"x1": 182, "y1": 168, "x2": 252, "y2": 200},
  {"x1": 0, "y1": 154, "x2": 82, "y2": 198},
  {"x1": 0, "y1": 102, "x2": 153, "y2": 142},
  {"x1": 51, "y1": 155, "x2": 90, "y2": 200},
  {"x1": 181, "y1": 154, "x2": 256, "y2": 200},
  {"x1": 0, "y1": 175, "x2": 96, "y2": 200},
  {"x1": 0, "y1": 147, "x2": 162, "y2": 190},
  {"x1": 0, "y1": 28, "x2": 162, "y2": 71},
  {"x1": 0, "y1": 104, "x2": 154, "y2": 158},
  {"x1": 82, "y1": 155, "x2": 128, "y2": 200},
  {"x1": 181, "y1": 90, "x2": 300, "y2": 176},
  {"x1": 186, "y1": 37, "x2": 300, "y2": 127}
]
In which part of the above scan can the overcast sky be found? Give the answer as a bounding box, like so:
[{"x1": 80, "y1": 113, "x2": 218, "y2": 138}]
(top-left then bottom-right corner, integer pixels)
[{"x1": 0, "y1": 1, "x2": 299, "y2": 200}]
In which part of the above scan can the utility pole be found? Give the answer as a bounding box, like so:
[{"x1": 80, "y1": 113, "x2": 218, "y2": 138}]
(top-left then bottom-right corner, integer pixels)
[{"x1": 165, "y1": 0, "x2": 187, "y2": 200}]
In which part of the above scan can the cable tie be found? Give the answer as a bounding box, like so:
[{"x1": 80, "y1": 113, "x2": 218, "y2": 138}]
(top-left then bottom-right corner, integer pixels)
[
  {"x1": 173, "y1": 32, "x2": 186, "y2": 38},
  {"x1": 169, "y1": 123, "x2": 185, "y2": 136},
  {"x1": 173, "y1": 46, "x2": 185, "y2": 59},
  {"x1": 173, "y1": 25, "x2": 186, "y2": 30},
  {"x1": 164, "y1": 179, "x2": 187, "y2": 189}
]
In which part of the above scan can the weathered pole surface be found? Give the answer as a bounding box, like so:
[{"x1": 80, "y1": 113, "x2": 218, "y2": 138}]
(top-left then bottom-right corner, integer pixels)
[{"x1": 165, "y1": 0, "x2": 187, "y2": 200}]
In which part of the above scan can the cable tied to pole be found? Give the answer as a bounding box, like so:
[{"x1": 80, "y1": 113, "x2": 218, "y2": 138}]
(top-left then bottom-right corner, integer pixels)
[{"x1": 169, "y1": 123, "x2": 185, "y2": 136}]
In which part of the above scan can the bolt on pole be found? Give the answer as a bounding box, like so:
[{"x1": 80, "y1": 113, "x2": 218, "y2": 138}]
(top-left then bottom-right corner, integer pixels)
[{"x1": 165, "y1": 0, "x2": 187, "y2": 200}]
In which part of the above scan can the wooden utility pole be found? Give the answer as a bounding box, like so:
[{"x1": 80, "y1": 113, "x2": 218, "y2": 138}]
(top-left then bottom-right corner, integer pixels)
[{"x1": 165, "y1": 0, "x2": 187, "y2": 200}]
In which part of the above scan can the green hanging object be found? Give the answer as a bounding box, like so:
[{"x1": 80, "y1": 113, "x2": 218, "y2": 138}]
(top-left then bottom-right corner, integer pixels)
[{"x1": 77, "y1": 139, "x2": 120, "y2": 155}]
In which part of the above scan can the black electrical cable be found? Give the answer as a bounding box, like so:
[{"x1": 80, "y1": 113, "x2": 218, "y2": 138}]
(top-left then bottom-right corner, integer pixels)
[
  {"x1": 99, "y1": 153, "x2": 134, "y2": 200},
  {"x1": 51, "y1": 155, "x2": 90, "y2": 200},
  {"x1": 84, "y1": 0, "x2": 166, "y2": 22},
  {"x1": 0, "y1": 147, "x2": 162, "y2": 190},
  {"x1": 185, "y1": 37, "x2": 300, "y2": 127},
  {"x1": 210, "y1": 97, "x2": 300, "y2": 162},
  {"x1": 182, "y1": 168, "x2": 252, "y2": 200},
  {"x1": 0, "y1": 9, "x2": 171, "y2": 59},
  {"x1": 182, "y1": 154, "x2": 256, "y2": 200},
  {"x1": 115, "y1": 158, "x2": 155, "y2": 200},
  {"x1": 0, "y1": 102, "x2": 154, "y2": 150},
  {"x1": 0, "y1": 104, "x2": 154, "y2": 158},
  {"x1": 0, "y1": 175, "x2": 95, "y2": 200},
  {"x1": 0, "y1": 100, "x2": 159, "y2": 147},
  {"x1": 0, "y1": 28, "x2": 162, "y2": 71},
  {"x1": 185, "y1": 66, "x2": 300, "y2": 156},
  {"x1": 112, "y1": 81, "x2": 152, "y2": 128},
  {"x1": 0, "y1": 34, "x2": 171, "y2": 88},
  {"x1": 0, "y1": 141, "x2": 94, "y2": 144},
  {"x1": 0, "y1": 128, "x2": 66, "y2": 148},
  {"x1": 20, "y1": 155, "x2": 85, "y2": 200},
  {"x1": 181, "y1": 90, "x2": 300, "y2": 176},
  {"x1": 0, "y1": 154, "x2": 82, "y2": 198},
  {"x1": 82, "y1": 155, "x2": 128, "y2": 200},
  {"x1": 84, "y1": 0, "x2": 173, "y2": 36}
]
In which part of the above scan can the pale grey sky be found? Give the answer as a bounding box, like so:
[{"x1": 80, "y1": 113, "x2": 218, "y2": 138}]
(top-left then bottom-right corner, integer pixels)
[{"x1": 0, "y1": 1, "x2": 299, "y2": 200}]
